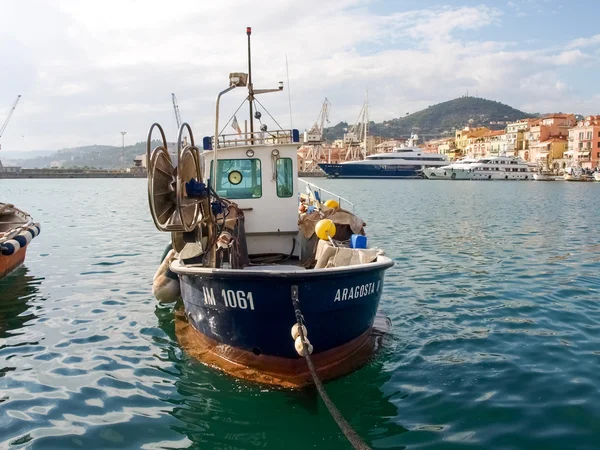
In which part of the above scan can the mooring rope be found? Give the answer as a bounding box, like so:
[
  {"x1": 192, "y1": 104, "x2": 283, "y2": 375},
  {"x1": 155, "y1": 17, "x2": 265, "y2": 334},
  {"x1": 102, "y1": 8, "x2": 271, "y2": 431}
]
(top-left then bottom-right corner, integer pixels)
[{"x1": 291, "y1": 285, "x2": 371, "y2": 450}]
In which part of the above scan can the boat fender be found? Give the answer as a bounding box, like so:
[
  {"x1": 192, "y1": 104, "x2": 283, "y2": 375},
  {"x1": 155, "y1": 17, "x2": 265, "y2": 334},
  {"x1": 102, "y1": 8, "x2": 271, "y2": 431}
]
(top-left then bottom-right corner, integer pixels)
[
  {"x1": 324, "y1": 199, "x2": 339, "y2": 209},
  {"x1": 291, "y1": 323, "x2": 308, "y2": 340},
  {"x1": 152, "y1": 248, "x2": 180, "y2": 303},
  {"x1": 315, "y1": 219, "x2": 336, "y2": 241},
  {"x1": 0, "y1": 239, "x2": 20, "y2": 256},
  {"x1": 14, "y1": 232, "x2": 31, "y2": 248},
  {"x1": 294, "y1": 336, "x2": 313, "y2": 356},
  {"x1": 29, "y1": 223, "x2": 41, "y2": 237}
]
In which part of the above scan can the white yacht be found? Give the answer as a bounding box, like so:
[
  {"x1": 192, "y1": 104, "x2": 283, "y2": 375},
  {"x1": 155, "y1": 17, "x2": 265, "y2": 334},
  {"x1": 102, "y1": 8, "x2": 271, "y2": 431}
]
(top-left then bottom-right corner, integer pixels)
[
  {"x1": 469, "y1": 156, "x2": 533, "y2": 180},
  {"x1": 424, "y1": 156, "x2": 533, "y2": 180},
  {"x1": 422, "y1": 158, "x2": 478, "y2": 180},
  {"x1": 319, "y1": 134, "x2": 450, "y2": 178}
]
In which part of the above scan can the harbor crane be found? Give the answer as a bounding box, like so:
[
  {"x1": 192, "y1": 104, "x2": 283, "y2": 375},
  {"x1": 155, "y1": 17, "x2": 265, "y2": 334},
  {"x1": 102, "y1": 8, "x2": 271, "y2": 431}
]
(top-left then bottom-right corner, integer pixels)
[
  {"x1": 0, "y1": 95, "x2": 22, "y2": 172},
  {"x1": 172, "y1": 93, "x2": 182, "y2": 129},
  {"x1": 344, "y1": 96, "x2": 370, "y2": 161},
  {"x1": 302, "y1": 98, "x2": 331, "y2": 171}
]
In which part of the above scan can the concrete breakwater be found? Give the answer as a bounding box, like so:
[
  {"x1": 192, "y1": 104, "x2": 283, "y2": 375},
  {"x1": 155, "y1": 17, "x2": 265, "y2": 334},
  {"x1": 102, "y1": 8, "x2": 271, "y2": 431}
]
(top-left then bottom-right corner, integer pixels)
[{"x1": 0, "y1": 170, "x2": 146, "y2": 179}]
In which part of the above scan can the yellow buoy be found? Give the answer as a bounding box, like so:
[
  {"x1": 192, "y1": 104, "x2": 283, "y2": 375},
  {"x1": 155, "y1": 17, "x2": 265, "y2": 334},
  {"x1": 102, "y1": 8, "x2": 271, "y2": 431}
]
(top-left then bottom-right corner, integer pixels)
[
  {"x1": 324, "y1": 199, "x2": 339, "y2": 209},
  {"x1": 315, "y1": 219, "x2": 336, "y2": 240}
]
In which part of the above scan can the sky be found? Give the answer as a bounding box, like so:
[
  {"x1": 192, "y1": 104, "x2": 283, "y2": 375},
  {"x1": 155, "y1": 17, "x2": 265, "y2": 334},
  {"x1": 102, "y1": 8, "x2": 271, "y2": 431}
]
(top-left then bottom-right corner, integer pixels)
[{"x1": 1, "y1": 0, "x2": 599, "y2": 153}]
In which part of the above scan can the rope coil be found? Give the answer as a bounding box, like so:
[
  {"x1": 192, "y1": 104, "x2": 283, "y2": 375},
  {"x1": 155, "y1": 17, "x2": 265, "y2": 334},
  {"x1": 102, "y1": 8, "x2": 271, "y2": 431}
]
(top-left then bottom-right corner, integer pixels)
[{"x1": 291, "y1": 285, "x2": 371, "y2": 450}]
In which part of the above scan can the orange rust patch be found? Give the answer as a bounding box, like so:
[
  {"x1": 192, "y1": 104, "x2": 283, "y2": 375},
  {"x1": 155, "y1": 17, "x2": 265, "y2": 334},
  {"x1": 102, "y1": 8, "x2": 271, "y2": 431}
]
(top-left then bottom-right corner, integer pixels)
[{"x1": 175, "y1": 308, "x2": 390, "y2": 388}]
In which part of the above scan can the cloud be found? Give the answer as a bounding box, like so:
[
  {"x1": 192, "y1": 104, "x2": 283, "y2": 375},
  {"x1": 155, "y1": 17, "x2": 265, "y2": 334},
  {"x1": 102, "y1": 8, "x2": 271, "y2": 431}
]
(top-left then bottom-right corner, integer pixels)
[
  {"x1": 567, "y1": 33, "x2": 600, "y2": 49},
  {"x1": 0, "y1": 1, "x2": 597, "y2": 153}
]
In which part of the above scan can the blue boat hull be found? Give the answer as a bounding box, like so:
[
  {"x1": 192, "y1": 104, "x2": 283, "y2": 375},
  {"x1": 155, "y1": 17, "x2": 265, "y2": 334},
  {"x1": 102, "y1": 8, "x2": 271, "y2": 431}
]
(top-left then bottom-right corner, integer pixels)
[
  {"x1": 319, "y1": 163, "x2": 424, "y2": 179},
  {"x1": 178, "y1": 263, "x2": 391, "y2": 359}
]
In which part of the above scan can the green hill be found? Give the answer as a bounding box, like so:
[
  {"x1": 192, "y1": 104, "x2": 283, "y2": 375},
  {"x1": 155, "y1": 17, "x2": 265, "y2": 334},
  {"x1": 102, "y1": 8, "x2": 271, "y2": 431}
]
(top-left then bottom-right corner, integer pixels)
[
  {"x1": 10, "y1": 141, "x2": 163, "y2": 169},
  {"x1": 324, "y1": 96, "x2": 535, "y2": 141}
]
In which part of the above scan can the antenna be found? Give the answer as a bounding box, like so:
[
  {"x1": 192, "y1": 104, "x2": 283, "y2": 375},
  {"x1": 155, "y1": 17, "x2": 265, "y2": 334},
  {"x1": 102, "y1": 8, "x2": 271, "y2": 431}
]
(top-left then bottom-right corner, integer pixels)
[{"x1": 286, "y1": 54, "x2": 293, "y2": 130}]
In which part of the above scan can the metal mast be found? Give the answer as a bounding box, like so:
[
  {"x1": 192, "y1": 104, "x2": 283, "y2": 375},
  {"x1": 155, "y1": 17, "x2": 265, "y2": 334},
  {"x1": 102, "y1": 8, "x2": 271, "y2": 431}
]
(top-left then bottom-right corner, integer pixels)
[
  {"x1": 247, "y1": 27, "x2": 254, "y2": 138},
  {"x1": 171, "y1": 93, "x2": 182, "y2": 129},
  {"x1": 0, "y1": 95, "x2": 22, "y2": 172}
]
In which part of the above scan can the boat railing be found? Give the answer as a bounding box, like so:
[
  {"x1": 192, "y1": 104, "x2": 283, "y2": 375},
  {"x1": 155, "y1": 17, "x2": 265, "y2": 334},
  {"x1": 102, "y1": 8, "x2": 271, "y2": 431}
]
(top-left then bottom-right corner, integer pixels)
[
  {"x1": 298, "y1": 179, "x2": 355, "y2": 212},
  {"x1": 204, "y1": 129, "x2": 300, "y2": 150}
]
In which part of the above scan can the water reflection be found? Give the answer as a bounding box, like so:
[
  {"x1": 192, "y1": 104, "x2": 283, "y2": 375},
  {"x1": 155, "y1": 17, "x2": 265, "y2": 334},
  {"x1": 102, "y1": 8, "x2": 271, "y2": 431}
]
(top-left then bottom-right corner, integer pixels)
[
  {"x1": 0, "y1": 267, "x2": 44, "y2": 339},
  {"x1": 155, "y1": 303, "x2": 408, "y2": 449}
]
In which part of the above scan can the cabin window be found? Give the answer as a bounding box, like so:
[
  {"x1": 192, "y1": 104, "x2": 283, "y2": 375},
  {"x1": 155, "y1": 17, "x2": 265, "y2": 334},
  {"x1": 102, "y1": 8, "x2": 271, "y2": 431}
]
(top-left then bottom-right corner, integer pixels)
[
  {"x1": 210, "y1": 158, "x2": 262, "y2": 199},
  {"x1": 276, "y1": 158, "x2": 294, "y2": 198}
]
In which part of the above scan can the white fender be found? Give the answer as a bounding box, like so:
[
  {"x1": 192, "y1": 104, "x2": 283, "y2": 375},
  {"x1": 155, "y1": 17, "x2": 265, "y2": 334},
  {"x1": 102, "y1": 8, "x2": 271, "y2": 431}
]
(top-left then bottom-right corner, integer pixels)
[
  {"x1": 291, "y1": 323, "x2": 308, "y2": 340},
  {"x1": 154, "y1": 249, "x2": 175, "y2": 281},
  {"x1": 152, "y1": 274, "x2": 181, "y2": 303},
  {"x1": 294, "y1": 336, "x2": 313, "y2": 356},
  {"x1": 152, "y1": 249, "x2": 180, "y2": 303}
]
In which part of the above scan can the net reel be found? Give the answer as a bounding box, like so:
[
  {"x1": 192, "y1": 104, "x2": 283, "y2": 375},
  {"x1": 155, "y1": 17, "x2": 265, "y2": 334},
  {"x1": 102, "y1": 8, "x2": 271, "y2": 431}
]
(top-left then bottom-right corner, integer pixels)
[{"x1": 147, "y1": 122, "x2": 204, "y2": 233}]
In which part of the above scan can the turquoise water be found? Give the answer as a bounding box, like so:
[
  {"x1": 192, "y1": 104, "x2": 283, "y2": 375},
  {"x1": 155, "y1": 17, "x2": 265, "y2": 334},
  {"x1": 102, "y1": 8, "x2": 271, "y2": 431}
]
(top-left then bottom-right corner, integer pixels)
[{"x1": 1, "y1": 178, "x2": 600, "y2": 449}]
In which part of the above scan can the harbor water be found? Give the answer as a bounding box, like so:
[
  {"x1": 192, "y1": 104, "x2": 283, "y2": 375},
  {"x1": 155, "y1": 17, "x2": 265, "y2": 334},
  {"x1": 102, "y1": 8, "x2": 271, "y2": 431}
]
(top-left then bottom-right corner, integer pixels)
[{"x1": 1, "y1": 178, "x2": 600, "y2": 449}]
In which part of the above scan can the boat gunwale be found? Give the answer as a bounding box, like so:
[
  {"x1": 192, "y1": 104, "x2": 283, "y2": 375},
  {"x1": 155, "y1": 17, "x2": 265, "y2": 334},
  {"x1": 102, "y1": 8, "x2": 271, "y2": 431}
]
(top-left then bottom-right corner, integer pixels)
[
  {"x1": 0, "y1": 203, "x2": 34, "y2": 242},
  {"x1": 171, "y1": 255, "x2": 394, "y2": 278}
]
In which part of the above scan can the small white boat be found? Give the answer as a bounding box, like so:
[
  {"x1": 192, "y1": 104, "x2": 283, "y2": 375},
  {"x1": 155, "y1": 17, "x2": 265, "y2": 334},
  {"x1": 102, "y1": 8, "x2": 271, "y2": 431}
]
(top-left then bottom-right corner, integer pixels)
[
  {"x1": 564, "y1": 166, "x2": 584, "y2": 181},
  {"x1": 533, "y1": 172, "x2": 561, "y2": 181},
  {"x1": 593, "y1": 172, "x2": 600, "y2": 182}
]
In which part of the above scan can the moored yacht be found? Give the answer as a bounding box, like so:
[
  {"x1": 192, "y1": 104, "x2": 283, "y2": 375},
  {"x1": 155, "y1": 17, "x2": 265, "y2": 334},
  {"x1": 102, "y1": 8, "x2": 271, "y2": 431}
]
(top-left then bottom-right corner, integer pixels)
[
  {"x1": 422, "y1": 158, "x2": 478, "y2": 180},
  {"x1": 319, "y1": 134, "x2": 449, "y2": 179},
  {"x1": 469, "y1": 156, "x2": 533, "y2": 180},
  {"x1": 430, "y1": 156, "x2": 532, "y2": 181}
]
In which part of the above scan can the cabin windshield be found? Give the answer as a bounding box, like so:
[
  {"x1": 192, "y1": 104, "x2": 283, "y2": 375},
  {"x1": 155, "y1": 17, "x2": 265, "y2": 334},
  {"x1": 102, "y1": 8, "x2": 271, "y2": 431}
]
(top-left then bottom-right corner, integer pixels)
[
  {"x1": 276, "y1": 158, "x2": 294, "y2": 198},
  {"x1": 211, "y1": 158, "x2": 262, "y2": 199}
]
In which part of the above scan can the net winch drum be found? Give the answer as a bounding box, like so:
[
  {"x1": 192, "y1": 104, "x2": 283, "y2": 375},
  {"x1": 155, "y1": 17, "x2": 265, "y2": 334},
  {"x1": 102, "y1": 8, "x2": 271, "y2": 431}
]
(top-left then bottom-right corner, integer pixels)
[{"x1": 147, "y1": 122, "x2": 204, "y2": 233}]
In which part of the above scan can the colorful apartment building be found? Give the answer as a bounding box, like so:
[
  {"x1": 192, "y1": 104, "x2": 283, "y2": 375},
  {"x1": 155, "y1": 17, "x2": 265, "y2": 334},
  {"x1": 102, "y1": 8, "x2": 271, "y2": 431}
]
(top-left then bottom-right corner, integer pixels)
[
  {"x1": 466, "y1": 130, "x2": 506, "y2": 158},
  {"x1": 437, "y1": 138, "x2": 458, "y2": 158},
  {"x1": 506, "y1": 119, "x2": 535, "y2": 157},
  {"x1": 567, "y1": 116, "x2": 600, "y2": 169},
  {"x1": 526, "y1": 114, "x2": 575, "y2": 164},
  {"x1": 455, "y1": 127, "x2": 490, "y2": 157}
]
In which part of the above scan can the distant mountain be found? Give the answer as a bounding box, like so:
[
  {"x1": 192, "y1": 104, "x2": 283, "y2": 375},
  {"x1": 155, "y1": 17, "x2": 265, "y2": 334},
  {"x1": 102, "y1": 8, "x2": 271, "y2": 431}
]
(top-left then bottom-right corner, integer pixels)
[
  {"x1": 324, "y1": 96, "x2": 536, "y2": 141},
  {"x1": 5, "y1": 141, "x2": 163, "y2": 169},
  {"x1": 1, "y1": 150, "x2": 56, "y2": 160}
]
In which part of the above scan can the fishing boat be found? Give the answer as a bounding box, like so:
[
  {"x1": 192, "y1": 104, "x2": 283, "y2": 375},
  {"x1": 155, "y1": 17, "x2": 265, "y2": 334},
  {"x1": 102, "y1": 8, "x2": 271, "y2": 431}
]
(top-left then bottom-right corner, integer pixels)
[
  {"x1": 594, "y1": 172, "x2": 600, "y2": 182},
  {"x1": 319, "y1": 134, "x2": 449, "y2": 179},
  {"x1": 147, "y1": 28, "x2": 394, "y2": 387},
  {"x1": 0, "y1": 203, "x2": 40, "y2": 280}
]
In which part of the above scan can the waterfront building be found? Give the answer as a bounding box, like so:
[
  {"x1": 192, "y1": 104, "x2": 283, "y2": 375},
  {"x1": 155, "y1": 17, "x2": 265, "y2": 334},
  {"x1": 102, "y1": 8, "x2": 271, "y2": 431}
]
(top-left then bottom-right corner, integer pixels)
[
  {"x1": 506, "y1": 119, "x2": 535, "y2": 157},
  {"x1": 525, "y1": 114, "x2": 575, "y2": 165},
  {"x1": 455, "y1": 127, "x2": 490, "y2": 157},
  {"x1": 567, "y1": 116, "x2": 600, "y2": 169},
  {"x1": 466, "y1": 130, "x2": 505, "y2": 158},
  {"x1": 373, "y1": 139, "x2": 405, "y2": 153},
  {"x1": 420, "y1": 137, "x2": 448, "y2": 154},
  {"x1": 437, "y1": 138, "x2": 458, "y2": 159}
]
